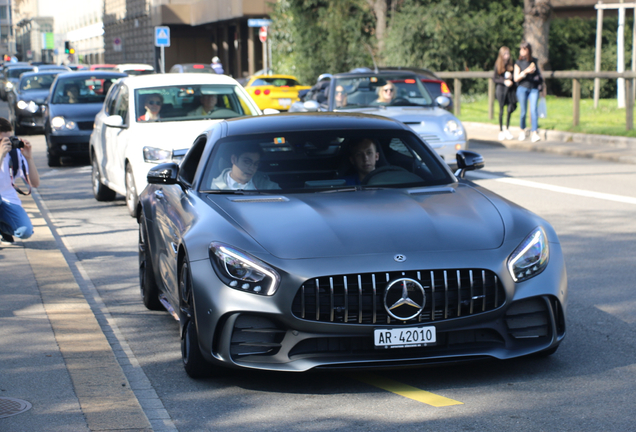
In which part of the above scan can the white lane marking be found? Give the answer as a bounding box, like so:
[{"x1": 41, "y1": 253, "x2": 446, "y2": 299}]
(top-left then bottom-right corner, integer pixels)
[{"x1": 469, "y1": 172, "x2": 636, "y2": 205}]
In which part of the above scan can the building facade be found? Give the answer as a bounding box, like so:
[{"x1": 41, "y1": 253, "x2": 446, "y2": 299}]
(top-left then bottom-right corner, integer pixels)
[{"x1": 103, "y1": 0, "x2": 273, "y2": 78}]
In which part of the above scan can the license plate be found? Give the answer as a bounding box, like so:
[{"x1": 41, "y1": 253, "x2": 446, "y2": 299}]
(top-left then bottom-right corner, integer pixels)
[
  {"x1": 374, "y1": 326, "x2": 436, "y2": 348},
  {"x1": 278, "y1": 98, "x2": 292, "y2": 106}
]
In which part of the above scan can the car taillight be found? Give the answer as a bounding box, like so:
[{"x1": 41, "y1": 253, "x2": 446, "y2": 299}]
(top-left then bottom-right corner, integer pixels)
[
  {"x1": 405, "y1": 79, "x2": 416, "y2": 84},
  {"x1": 254, "y1": 89, "x2": 261, "y2": 95},
  {"x1": 193, "y1": 64, "x2": 204, "y2": 69},
  {"x1": 264, "y1": 89, "x2": 270, "y2": 95},
  {"x1": 441, "y1": 82, "x2": 451, "y2": 94}
]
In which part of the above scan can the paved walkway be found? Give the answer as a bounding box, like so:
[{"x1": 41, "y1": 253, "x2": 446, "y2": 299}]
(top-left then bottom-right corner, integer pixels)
[{"x1": 1, "y1": 123, "x2": 635, "y2": 431}]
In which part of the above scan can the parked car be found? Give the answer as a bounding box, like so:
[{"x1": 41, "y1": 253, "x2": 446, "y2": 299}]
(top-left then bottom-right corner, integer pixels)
[
  {"x1": 115, "y1": 63, "x2": 155, "y2": 76},
  {"x1": 90, "y1": 72, "x2": 263, "y2": 218},
  {"x1": 169, "y1": 63, "x2": 216, "y2": 74},
  {"x1": 243, "y1": 74, "x2": 310, "y2": 111},
  {"x1": 137, "y1": 112, "x2": 567, "y2": 378},
  {"x1": 290, "y1": 70, "x2": 466, "y2": 168},
  {"x1": 44, "y1": 71, "x2": 127, "y2": 166},
  {"x1": 90, "y1": 64, "x2": 117, "y2": 71},
  {"x1": 8, "y1": 71, "x2": 62, "y2": 134},
  {"x1": 0, "y1": 64, "x2": 34, "y2": 101}
]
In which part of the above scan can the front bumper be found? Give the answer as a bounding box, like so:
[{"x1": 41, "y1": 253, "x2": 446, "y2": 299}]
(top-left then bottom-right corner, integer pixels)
[
  {"x1": 47, "y1": 130, "x2": 92, "y2": 157},
  {"x1": 187, "y1": 243, "x2": 567, "y2": 372}
]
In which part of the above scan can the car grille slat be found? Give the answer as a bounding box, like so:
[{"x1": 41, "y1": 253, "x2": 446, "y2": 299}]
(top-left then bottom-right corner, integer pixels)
[{"x1": 292, "y1": 269, "x2": 504, "y2": 325}]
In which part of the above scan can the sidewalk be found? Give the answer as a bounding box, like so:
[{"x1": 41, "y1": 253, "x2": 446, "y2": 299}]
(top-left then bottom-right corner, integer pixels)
[
  {"x1": 0, "y1": 193, "x2": 153, "y2": 431},
  {"x1": 464, "y1": 121, "x2": 636, "y2": 165}
]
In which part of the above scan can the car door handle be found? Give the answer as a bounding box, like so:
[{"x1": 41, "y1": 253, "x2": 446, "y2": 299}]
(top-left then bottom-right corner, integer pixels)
[{"x1": 154, "y1": 190, "x2": 164, "y2": 199}]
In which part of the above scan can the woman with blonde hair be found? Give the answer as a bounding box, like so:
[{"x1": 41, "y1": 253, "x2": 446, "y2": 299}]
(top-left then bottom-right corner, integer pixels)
[
  {"x1": 493, "y1": 46, "x2": 517, "y2": 140},
  {"x1": 374, "y1": 81, "x2": 396, "y2": 105}
]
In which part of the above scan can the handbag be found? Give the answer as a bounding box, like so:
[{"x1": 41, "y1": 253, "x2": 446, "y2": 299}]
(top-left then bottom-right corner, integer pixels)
[
  {"x1": 533, "y1": 60, "x2": 544, "y2": 92},
  {"x1": 538, "y1": 96, "x2": 547, "y2": 119}
]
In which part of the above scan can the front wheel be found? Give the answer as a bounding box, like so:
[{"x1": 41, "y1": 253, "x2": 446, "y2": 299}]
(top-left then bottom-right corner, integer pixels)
[
  {"x1": 180, "y1": 261, "x2": 212, "y2": 378},
  {"x1": 139, "y1": 216, "x2": 162, "y2": 311},
  {"x1": 125, "y1": 164, "x2": 139, "y2": 218},
  {"x1": 92, "y1": 156, "x2": 116, "y2": 201}
]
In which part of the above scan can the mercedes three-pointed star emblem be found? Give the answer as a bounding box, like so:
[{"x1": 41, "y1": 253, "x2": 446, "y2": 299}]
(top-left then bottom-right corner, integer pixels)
[{"x1": 383, "y1": 278, "x2": 426, "y2": 321}]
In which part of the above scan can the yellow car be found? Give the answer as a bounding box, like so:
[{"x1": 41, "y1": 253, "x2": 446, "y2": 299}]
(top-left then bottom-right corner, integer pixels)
[{"x1": 244, "y1": 74, "x2": 310, "y2": 111}]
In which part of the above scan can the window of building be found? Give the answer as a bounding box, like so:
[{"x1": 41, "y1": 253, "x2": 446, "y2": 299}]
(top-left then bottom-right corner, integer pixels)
[{"x1": 0, "y1": 6, "x2": 7, "y2": 20}]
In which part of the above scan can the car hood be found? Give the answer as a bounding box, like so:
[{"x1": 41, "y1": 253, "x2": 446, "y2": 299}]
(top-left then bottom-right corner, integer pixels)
[
  {"x1": 18, "y1": 89, "x2": 50, "y2": 104},
  {"x1": 338, "y1": 106, "x2": 461, "y2": 134},
  {"x1": 49, "y1": 103, "x2": 104, "y2": 121},
  {"x1": 208, "y1": 185, "x2": 504, "y2": 259},
  {"x1": 129, "y1": 119, "x2": 222, "y2": 150}
]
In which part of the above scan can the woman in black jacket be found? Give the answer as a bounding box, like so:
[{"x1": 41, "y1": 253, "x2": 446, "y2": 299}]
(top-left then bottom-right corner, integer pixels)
[
  {"x1": 493, "y1": 46, "x2": 517, "y2": 140},
  {"x1": 514, "y1": 42, "x2": 543, "y2": 142}
]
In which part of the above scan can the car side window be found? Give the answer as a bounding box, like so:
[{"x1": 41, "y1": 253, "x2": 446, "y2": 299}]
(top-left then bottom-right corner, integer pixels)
[
  {"x1": 105, "y1": 84, "x2": 120, "y2": 115},
  {"x1": 178, "y1": 136, "x2": 208, "y2": 186},
  {"x1": 114, "y1": 85, "x2": 129, "y2": 124}
]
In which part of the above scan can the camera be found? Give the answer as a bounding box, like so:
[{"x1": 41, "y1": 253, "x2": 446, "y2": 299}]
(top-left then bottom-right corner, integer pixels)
[{"x1": 9, "y1": 136, "x2": 24, "y2": 150}]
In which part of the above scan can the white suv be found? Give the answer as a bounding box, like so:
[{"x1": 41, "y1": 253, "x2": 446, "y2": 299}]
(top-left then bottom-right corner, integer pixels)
[{"x1": 90, "y1": 73, "x2": 263, "y2": 217}]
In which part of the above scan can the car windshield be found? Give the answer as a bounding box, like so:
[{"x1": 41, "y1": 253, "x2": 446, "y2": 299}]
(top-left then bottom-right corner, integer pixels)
[
  {"x1": 330, "y1": 74, "x2": 434, "y2": 110},
  {"x1": 200, "y1": 129, "x2": 453, "y2": 193},
  {"x1": 20, "y1": 73, "x2": 58, "y2": 91},
  {"x1": 7, "y1": 68, "x2": 34, "y2": 78},
  {"x1": 251, "y1": 77, "x2": 300, "y2": 87},
  {"x1": 51, "y1": 76, "x2": 122, "y2": 104},
  {"x1": 135, "y1": 84, "x2": 259, "y2": 122}
]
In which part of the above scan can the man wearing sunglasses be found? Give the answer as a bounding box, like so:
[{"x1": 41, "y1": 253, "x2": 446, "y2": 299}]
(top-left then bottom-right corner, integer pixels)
[{"x1": 138, "y1": 93, "x2": 163, "y2": 122}]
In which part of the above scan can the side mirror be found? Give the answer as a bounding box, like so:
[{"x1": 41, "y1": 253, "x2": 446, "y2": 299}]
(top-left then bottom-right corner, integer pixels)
[
  {"x1": 262, "y1": 108, "x2": 280, "y2": 115},
  {"x1": 435, "y1": 96, "x2": 451, "y2": 108},
  {"x1": 147, "y1": 162, "x2": 179, "y2": 185},
  {"x1": 454, "y1": 150, "x2": 485, "y2": 178},
  {"x1": 103, "y1": 115, "x2": 125, "y2": 128},
  {"x1": 302, "y1": 100, "x2": 320, "y2": 112}
]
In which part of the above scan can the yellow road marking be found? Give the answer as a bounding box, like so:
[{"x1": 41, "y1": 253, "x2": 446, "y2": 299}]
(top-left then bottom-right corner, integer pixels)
[{"x1": 351, "y1": 373, "x2": 463, "y2": 407}]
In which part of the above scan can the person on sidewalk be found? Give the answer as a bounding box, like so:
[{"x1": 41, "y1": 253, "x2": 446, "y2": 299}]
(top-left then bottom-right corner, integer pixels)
[
  {"x1": 493, "y1": 46, "x2": 517, "y2": 141},
  {"x1": 514, "y1": 41, "x2": 543, "y2": 143},
  {"x1": 211, "y1": 56, "x2": 224, "y2": 75},
  {"x1": 0, "y1": 117, "x2": 40, "y2": 244}
]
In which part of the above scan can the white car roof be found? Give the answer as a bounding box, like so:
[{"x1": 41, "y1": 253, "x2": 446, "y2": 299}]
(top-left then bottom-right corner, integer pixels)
[
  {"x1": 116, "y1": 63, "x2": 154, "y2": 71},
  {"x1": 120, "y1": 73, "x2": 241, "y2": 90}
]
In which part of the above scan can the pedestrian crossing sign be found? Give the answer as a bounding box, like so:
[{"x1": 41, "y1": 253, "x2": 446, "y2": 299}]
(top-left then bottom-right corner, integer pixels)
[{"x1": 155, "y1": 27, "x2": 170, "y2": 47}]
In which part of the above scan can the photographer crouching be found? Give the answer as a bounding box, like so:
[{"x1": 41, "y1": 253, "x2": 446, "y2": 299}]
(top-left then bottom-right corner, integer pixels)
[{"x1": 0, "y1": 117, "x2": 40, "y2": 244}]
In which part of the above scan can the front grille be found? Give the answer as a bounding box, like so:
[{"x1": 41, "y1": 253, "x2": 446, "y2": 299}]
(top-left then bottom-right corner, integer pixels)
[
  {"x1": 292, "y1": 269, "x2": 504, "y2": 325},
  {"x1": 77, "y1": 121, "x2": 94, "y2": 130},
  {"x1": 230, "y1": 315, "x2": 286, "y2": 358}
]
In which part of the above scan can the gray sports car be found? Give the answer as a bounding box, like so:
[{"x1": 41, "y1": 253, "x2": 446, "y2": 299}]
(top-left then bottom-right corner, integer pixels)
[{"x1": 139, "y1": 113, "x2": 567, "y2": 378}]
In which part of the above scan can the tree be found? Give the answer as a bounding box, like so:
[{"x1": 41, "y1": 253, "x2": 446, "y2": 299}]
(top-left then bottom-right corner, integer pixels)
[
  {"x1": 523, "y1": 0, "x2": 552, "y2": 70},
  {"x1": 366, "y1": 0, "x2": 388, "y2": 63}
]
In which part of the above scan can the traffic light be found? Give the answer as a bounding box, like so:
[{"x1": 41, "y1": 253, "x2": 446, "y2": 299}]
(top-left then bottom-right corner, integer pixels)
[
  {"x1": 69, "y1": 48, "x2": 75, "y2": 54},
  {"x1": 64, "y1": 41, "x2": 70, "y2": 54}
]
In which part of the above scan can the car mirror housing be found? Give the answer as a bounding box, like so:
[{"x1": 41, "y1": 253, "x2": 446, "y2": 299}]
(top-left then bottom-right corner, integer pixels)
[
  {"x1": 263, "y1": 108, "x2": 280, "y2": 115},
  {"x1": 147, "y1": 162, "x2": 179, "y2": 185},
  {"x1": 303, "y1": 100, "x2": 320, "y2": 112},
  {"x1": 435, "y1": 96, "x2": 451, "y2": 108},
  {"x1": 103, "y1": 115, "x2": 125, "y2": 128},
  {"x1": 454, "y1": 150, "x2": 485, "y2": 178}
]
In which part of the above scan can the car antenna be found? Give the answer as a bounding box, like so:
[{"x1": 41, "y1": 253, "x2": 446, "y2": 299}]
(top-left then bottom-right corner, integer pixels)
[{"x1": 365, "y1": 44, "x2": 379, "y2": 74}]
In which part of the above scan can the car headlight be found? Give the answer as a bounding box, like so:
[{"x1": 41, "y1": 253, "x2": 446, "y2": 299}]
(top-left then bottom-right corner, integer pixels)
[
  {"x1": 26, "y1": 101, "x2": 38, "y2": 113},
  {"x1": 51, "y1": 116, "x2": 77, "y2": 130},
  {"x1": 5, "y1": 82, "x2": 13, "y2": 90},
  {"x1": 507, "y1": 227, "x2": 549, "y2": 282},
  {"x1": 444, "y1": 120, "x2": 464, "y2": 137},
  {"x1": 16, "y1": 100, "x2": 28, "y2": 110},
  {"x1": 209, "y1": 242, "x2": 280, "y2": 296},
  {"x1": 143, "y1": 146, "x2": 173, "y2": 164}
]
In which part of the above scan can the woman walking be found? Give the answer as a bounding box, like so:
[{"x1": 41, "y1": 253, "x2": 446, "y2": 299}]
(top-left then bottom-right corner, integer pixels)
[
  {"x1": 493, "y1": 46, "x2": 517, "y2": 140},
  {"x1": 514, "y1": 41, "x2": 542, "y2": 142}
]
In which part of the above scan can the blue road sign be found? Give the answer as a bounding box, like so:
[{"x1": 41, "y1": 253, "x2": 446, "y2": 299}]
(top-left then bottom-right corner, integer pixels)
[
  {"x1": 155, "y1": 26, "x2": 170, "y2": 47},
  {"x1": 248, "y1": 19, "x2": 272, "y2": 28}
]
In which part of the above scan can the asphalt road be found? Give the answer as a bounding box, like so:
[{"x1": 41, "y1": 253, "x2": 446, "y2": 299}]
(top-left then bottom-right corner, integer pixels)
[{"x1": 10, "y1": 103, "x2": 636, "y2": 431}]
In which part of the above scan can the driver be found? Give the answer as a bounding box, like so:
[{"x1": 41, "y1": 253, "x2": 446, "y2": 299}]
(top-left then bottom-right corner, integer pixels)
[
  {"x1": 211, "y1": 143, "x2": 279, "y2": 190},
  {"x1": 373, "y1": 82, "x2": 396, "y2": 105},
  {"x1": 188, "y1": 92, "x2": 219, "y2": 117},
  {"x1": 343, "y1": 138, "x2": 379, "y2": 185}
]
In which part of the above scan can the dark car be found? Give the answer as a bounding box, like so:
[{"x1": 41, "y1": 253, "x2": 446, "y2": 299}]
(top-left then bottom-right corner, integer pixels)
[
  {"x1": 34, "y1": 64, "x2": 72, "y2": 73},
  {"x1": 8, "y1": 71, "x2": 61, "y2": 134},
  {"x1": 169, "y1": 63, "x2": 216, "y2": 74},
  {"x1": 0, "y1": 64, "x2": 35, "y2": 101},
  {"x1": 138, "y1": 113, "x2": 567, "y2": 378},
  {"x1": 44, "y1": 71, "x2": 126, "y2": 166}
]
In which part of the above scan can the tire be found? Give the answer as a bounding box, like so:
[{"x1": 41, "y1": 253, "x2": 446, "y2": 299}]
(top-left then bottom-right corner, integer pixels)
[
  {"x1": 92, "y1": 156, "x2": 116, "y2": 201},
  {"x1": 125, "y1": 164, "x2": 139, "y2": 218},
  {"x1": 138, "y1": 216, "x2": 162, "y2": 311},
  {"x1": 180, "y1": 261, "x2": 212, "y2": 378}
]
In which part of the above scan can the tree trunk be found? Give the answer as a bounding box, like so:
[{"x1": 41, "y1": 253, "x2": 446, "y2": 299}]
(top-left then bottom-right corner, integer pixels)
[
  {"x1": 367, "y1": 0, "x2": 388, "y2": 64},
  {"x1": 523, "y1": 0, "x2": 552, "y2": 71}
]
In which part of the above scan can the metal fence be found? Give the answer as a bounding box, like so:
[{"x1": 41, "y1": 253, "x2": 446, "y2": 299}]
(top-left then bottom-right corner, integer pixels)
[{"x1": 435, "y1": 71, "x2": 636, "y2": 131}]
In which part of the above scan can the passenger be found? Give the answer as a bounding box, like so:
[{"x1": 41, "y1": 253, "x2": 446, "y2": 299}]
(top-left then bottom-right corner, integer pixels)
[
  {"x1": 64, "y1": 83, "x2": 80, "y2": 103},
  {"x1": 188, "y1": 92, "x2": 219, "y2": 117},
  {"x1": 342, "y1": 138, "x2": 379, "y2": 185},
  {"x1": 211, "y1": 143, "x2": 279, "y2": 190},
  {"x1": 138, "y1": 93, "x2": 163, "y2": 122},
  {"x1": 334, "y1": 85, "x2": 348, "y2": 108},
  {"x1": 373, "y1": 82, "x2": 396, "y2": 105}
]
